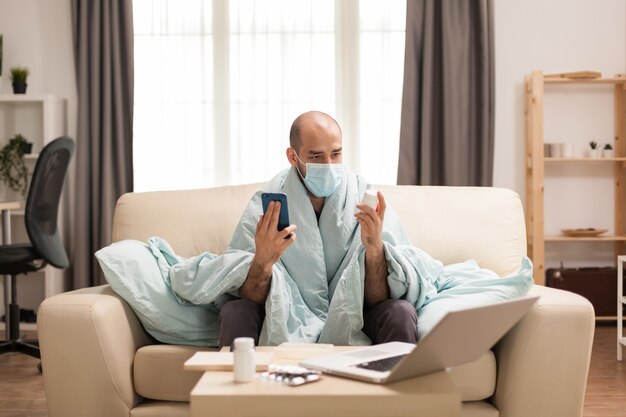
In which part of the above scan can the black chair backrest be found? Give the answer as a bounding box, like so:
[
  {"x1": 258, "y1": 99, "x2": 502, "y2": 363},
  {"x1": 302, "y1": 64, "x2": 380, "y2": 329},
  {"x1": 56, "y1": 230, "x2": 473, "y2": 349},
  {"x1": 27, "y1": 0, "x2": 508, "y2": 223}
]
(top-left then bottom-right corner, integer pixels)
[{"x1": 25, "y1": 137, "x2": 75, "y2": 269}]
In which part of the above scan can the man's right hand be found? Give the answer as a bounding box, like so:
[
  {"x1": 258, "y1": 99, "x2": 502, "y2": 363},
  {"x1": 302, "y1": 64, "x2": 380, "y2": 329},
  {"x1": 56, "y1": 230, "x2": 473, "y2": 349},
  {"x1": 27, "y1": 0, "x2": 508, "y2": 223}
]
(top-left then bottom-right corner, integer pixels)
[
  {"x1": 254, "y1": 201, "x2": 297, "y2": 268},
  {"x1": 239, "y1": 201, "x2": 297, "y2": 304}
]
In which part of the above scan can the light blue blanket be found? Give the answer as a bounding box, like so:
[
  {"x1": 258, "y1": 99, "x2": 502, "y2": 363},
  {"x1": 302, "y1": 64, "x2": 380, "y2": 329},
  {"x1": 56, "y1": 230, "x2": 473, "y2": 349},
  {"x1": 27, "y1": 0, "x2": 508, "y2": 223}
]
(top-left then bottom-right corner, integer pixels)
[{"x1": 97, "y1": 167, "x2": 533, "y2": 346}]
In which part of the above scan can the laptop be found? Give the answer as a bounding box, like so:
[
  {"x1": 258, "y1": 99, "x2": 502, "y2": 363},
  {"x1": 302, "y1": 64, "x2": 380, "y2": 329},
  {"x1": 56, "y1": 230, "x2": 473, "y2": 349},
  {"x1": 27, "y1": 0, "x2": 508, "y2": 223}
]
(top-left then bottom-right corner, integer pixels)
[{"x1": 300, "y1": 296, "x2": 538, "y2": 384}]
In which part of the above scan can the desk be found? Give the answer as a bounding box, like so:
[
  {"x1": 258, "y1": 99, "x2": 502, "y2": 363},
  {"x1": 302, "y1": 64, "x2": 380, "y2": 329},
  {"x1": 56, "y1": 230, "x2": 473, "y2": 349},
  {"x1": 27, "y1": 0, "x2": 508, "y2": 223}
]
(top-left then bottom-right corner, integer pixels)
[{"x1": 1, "y1": 201, "x2": 20, "y2": 341}]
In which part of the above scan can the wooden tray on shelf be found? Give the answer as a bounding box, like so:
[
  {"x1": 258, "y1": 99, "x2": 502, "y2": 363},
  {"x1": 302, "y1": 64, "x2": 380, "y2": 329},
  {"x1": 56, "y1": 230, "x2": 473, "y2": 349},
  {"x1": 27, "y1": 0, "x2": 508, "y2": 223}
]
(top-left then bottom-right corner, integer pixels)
[
  {"x1": 544, "y1": 71, "x2": 602, "y2": 79},
  {"x1": 560, "y1": 228, "x2": 608, "y2": 237}
]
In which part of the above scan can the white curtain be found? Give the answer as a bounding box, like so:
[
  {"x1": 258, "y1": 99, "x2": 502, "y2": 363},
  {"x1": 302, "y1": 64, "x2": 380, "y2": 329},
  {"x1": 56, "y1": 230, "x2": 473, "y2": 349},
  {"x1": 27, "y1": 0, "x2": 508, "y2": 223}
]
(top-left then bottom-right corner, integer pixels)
[{"x1": 133, "y1": 0, "x2": 406, "y2": 191}]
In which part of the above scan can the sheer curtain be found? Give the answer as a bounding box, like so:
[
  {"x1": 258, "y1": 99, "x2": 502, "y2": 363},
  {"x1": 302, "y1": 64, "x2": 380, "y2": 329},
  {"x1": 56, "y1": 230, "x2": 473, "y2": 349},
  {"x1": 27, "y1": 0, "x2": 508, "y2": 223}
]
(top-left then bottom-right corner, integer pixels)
[{"x1": 133, "y1": 0, "x2": 405, "y2": 191}]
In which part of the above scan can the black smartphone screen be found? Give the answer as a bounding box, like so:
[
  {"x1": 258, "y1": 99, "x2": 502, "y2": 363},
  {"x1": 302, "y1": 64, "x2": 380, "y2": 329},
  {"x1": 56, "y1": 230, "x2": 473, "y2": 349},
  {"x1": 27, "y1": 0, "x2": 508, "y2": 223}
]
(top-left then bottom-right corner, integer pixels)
[{"x1": 261, "y1": 192, "x2": 290, "y2": 231}]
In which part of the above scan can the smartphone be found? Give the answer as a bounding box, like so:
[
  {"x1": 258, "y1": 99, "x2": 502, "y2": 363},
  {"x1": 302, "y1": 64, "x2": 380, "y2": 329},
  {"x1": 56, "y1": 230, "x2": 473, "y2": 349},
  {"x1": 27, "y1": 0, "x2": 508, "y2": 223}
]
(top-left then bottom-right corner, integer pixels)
[{"x1": 261, "y1": 192, "x2": 290, "y2": 231}]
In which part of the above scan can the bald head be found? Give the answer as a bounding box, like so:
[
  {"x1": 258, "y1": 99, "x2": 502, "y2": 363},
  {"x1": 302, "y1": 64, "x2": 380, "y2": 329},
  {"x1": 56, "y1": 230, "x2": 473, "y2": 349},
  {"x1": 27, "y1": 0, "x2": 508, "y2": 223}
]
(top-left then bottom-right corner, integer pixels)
[
  {"x1": 286, "y1": 111, "x2": 343, "y2": 179},
  {"x1": 289, "y1": 111, "x2": 342, "y2": 153}
]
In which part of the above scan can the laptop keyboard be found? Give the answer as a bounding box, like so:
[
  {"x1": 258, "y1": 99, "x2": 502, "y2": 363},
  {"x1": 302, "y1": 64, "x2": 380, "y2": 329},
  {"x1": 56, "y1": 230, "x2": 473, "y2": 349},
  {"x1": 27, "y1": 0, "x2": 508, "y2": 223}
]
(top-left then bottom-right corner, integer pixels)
[{"x1": 353, "y1": 354, "x2": 406, "y2": 372}]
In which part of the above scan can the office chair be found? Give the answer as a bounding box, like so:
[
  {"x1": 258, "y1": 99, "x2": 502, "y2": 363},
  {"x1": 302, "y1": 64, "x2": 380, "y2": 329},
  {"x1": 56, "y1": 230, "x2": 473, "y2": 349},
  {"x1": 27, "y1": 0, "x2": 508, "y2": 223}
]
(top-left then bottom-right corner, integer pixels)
[{"x1": 0, "y1": 136, "x2": 74, "y2": 358}]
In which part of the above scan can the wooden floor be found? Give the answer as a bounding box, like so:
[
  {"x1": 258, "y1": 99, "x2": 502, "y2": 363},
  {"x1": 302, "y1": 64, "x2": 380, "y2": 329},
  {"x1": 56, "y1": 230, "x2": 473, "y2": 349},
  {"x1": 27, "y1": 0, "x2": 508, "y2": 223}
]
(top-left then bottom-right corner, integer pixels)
[
  {"x1": 0, "y1": 350, "x2": 47, "y2": 417},
  {"x1": 0, "y1": 325, "x2": 624, "y2": 416},
  {"x1": 584, "y1": 324, "x2": 626, "y2": 416}
]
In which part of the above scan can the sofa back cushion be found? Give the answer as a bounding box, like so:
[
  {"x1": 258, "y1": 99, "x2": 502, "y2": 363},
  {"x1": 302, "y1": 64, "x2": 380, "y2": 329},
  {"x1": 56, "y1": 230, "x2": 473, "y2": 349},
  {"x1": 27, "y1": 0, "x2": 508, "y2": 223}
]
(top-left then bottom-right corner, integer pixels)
[
  {"x1": 112, "y1": 184, "x2": 526, "y2": 276},
  {"x1": 377, "y1": 185, "x2": 526, "y2": 276},
  {"x1": 112, "y1": 183, "x2": 260, "y2": 257}
]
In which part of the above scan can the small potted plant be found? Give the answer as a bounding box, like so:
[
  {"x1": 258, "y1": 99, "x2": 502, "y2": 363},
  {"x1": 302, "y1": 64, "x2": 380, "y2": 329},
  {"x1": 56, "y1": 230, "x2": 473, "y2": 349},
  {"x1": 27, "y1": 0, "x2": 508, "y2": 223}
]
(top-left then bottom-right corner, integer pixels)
[
  {"x1": 10, "y1": 66, "x2": 29, "y2": 94},
  {"x1": 0, "y1": 133, "x2": 32, "y2": 196},
  {"x1": 588, "y1": 141, "x2": 600, "y2": 158},
  {"x1": 603, "y1": 143, "x2": 614, "y2": 158}
]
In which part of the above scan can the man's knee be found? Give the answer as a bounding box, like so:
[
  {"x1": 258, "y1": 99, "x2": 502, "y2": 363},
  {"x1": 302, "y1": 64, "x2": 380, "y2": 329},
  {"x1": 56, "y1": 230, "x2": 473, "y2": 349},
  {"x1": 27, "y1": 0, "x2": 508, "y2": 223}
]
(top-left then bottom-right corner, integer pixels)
[
  {"x1": 379, "y1": 299, "x2": 417, "y2": 323},
  {"x1": 219, "y1": 299, "x2": 265, "y2": 349},
  {"x1": 219, "y1": 299, "x2": 264, "y2": 324},
  {"x1": 366, "y1": 299, "x2": 417, "y2": 344},
  {"x1": 219, "y1": 299, "x2": 245, "y2": 319}
]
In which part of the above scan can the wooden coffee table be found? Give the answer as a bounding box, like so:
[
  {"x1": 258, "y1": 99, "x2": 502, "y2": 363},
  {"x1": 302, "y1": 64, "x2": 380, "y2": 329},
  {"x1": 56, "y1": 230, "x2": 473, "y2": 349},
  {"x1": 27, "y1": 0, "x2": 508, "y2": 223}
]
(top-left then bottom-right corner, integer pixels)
[{"x1": 187, "y1": 346, "x2": 461, "y2": 417}]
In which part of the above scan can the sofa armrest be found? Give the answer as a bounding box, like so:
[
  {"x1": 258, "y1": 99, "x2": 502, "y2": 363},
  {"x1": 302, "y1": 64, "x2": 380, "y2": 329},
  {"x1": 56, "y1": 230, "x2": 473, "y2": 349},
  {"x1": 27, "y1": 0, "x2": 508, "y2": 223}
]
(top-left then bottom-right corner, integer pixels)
[
  {"x1": 492, "y1": 284, "x2": 595, "y2": 417},
  {"x1": 38, "y1": 285, "x2": 154, "y2": 417}
]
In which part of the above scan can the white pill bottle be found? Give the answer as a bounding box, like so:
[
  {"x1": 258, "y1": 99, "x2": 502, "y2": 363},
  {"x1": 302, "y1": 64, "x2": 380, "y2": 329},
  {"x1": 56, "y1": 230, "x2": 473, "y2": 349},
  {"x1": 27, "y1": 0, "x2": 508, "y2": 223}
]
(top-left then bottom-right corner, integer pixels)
[
  {"x1": 361, "y1": 189, "x2": 379, "y2": 210},
  {"x1": 233, "y1": 337, "x2": 255, "y2": 382}
]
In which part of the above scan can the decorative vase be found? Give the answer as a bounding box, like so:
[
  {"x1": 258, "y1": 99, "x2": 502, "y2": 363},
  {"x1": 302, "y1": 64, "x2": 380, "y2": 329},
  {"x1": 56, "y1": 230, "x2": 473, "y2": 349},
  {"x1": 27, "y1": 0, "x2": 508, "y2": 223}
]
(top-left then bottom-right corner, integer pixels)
[
  {"x1": 602, "y1": 149, "x2": 614, "y2": 158},
  {"x1": 589, "y1": 149, "x2": 600, "y2": 158},
  {"x1": 12, "y1": 81, "x2": 27, "y2": 94},
  {"x1": 562, "y1": 143, "x2": 575, "y2": 158}
]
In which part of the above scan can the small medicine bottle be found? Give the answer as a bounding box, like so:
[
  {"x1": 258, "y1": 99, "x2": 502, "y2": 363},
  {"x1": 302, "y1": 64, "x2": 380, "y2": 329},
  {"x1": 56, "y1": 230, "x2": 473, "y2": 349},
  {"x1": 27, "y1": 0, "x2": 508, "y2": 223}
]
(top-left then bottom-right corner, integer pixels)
[
  {"x1": 361, "y1": 189, "x2": 379, "y2": 210},
  {"x1": 233, "y1": 337, "x2": 255, "y2": 382}
]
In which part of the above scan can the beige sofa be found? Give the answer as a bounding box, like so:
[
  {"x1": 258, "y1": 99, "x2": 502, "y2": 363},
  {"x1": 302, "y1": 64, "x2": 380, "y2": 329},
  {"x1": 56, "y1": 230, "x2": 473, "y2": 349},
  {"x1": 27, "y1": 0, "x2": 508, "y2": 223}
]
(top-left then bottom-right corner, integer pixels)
[{"x1": 39, "y1": 184, "x2": 595, "y2": 417}]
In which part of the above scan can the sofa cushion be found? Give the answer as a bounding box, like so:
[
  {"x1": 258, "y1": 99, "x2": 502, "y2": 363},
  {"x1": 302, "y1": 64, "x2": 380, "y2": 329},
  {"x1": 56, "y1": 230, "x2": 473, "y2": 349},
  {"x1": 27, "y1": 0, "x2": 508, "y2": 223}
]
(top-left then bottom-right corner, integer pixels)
[
  {"x1": 130, "y1": 401, "x2": 189, "y2": 417},
  {"x1": 134, "y1": 345, "x2": 217, "y2": 401},
  {"x1": 112, "y1": 184, "x2": 261, "y2": 257},
  {"x1": 377, "y1": 185, "x2": 525, "y2": 277},
  {"x1": 448, "y1": 350, "x2": 496, "y2": 401},
  {"x1": 134, "y1": 345, "x2": 496, "y2": 402},
  {"x1": 113, "y1": 185, "x2": 525, "y2": 277},
  {"x1": 461, "y1": 401, "x2": 499, "y2": 417}
]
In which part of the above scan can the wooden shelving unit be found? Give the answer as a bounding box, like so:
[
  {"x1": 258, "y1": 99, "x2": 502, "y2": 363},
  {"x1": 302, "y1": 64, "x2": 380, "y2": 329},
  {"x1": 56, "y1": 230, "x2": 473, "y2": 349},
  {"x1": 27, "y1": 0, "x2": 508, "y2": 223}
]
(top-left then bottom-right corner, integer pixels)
[
  {"x1": 525, "y1": 70, "x2": 626, "y2": 284},
  {"x1": 0, "y1": 94, "x2": 67, "y2": 332}
]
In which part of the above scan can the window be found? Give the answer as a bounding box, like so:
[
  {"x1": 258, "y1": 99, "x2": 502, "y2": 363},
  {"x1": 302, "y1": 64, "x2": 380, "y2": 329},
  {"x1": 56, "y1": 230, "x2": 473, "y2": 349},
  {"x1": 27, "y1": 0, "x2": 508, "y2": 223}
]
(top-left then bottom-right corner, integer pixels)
[{"x1": 133, "y1": 0, "x2": 406, "y2": 191}]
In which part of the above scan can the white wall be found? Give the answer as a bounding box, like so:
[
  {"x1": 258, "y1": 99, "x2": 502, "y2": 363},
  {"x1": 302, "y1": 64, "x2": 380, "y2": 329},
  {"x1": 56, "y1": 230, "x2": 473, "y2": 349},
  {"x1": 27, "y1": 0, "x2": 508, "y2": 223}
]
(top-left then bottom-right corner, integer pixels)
[
  {"x1": 493, "y1": 0, "x2": 625, "y2": 197},
  {"x1": 493, "y1": 0, "x2": 626, "y2": 270},
  {"x1": 0, "y1": 0, "x2": 76, "y2": 311},
  {"x1": 0, "y1": 0, "x2": 76, "y2": 107}
]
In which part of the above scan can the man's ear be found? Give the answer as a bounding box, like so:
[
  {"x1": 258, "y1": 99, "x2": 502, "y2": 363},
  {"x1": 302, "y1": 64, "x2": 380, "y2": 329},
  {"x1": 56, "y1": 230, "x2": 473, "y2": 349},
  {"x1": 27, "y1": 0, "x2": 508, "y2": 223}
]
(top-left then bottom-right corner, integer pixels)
[{"x1": 286, "y1": 148, "x2": 298, "y2": 167}]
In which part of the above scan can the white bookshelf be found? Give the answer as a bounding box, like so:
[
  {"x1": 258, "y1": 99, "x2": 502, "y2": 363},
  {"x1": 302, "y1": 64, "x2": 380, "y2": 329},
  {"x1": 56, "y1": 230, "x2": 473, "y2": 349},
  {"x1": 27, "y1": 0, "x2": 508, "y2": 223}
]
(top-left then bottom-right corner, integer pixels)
[
  {"x1": 618, "y1": 256, "x2": 626, "y2": 361},
  {"x1": 0, "y1": 94, "x2": 68, "y2": 330}
]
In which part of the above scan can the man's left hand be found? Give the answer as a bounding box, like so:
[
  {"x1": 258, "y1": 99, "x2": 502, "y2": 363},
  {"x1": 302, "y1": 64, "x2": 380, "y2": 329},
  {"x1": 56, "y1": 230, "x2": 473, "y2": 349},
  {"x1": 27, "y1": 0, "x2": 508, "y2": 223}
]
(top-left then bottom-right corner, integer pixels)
[{"x1": 355, "y1": 191, "x2": 386, "y2": 255}]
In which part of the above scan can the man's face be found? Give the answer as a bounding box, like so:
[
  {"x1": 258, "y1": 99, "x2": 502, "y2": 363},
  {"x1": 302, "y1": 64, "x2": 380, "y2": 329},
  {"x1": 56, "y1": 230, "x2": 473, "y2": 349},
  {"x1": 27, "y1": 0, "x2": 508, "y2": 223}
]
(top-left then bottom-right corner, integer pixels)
[{"x1": 287, "y1": 123, "x2": 342, "y2": 178}]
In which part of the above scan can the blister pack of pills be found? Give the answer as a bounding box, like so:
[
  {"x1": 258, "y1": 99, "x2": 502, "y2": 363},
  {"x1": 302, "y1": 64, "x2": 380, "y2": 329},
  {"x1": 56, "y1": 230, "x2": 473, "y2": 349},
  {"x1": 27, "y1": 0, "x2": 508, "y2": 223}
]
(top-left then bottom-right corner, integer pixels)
[{"x1": 258, "y1": 364, "x2": 321, "y2": 386}]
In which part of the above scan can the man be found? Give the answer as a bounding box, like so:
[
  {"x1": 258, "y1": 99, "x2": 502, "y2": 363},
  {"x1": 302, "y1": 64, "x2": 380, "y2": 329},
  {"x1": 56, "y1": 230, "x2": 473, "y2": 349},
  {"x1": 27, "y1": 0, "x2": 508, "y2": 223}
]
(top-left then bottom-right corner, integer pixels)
[{"x1": 219, "y1": 111, "x2": 417, "y2": 348}]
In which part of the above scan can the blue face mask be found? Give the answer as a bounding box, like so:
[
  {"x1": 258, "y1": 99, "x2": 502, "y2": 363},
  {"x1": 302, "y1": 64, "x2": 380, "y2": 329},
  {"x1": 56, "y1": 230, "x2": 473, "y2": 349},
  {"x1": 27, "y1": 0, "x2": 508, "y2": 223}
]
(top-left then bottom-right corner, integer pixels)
[{"x1": 294, "y1": 153, "x2": 344, "y2": 198}]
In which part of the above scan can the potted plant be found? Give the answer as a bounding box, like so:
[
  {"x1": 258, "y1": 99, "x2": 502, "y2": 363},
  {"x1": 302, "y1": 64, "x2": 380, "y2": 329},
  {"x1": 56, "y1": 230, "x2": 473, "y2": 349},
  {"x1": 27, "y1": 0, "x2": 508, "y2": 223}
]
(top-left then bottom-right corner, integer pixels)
[
  {"x1": 10, "y1": 66, "x2": 29, "y2": 94},
  {"x1": 602, "y1": 143, "x2": 614, "y2": 158},
  {"x1": 588, "y1": 141, "x2": 600, "y2": 158},
  {"x1": 0, "y1": 133, "x2": 32, "y2": 196}
]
